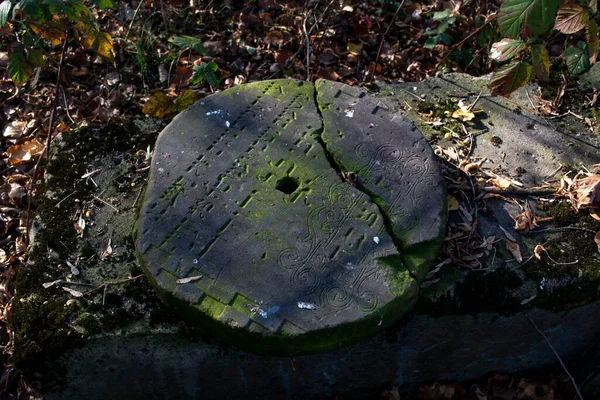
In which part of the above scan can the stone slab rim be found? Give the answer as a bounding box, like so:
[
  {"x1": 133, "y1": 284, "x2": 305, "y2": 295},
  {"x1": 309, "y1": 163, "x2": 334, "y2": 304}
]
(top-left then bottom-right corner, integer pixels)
[{"x1": 135, "y1": 79, "x2": 446, "y2": 354}]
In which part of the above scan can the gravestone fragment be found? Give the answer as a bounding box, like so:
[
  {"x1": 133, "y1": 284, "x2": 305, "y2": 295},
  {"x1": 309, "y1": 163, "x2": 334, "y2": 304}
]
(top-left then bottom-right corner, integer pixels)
[
  {"x1": 316, "y1": 80, "x2": 447, "y2": 280},
  {"x1": 135, "y1": 79, "x2": 446, "y2": 353}
]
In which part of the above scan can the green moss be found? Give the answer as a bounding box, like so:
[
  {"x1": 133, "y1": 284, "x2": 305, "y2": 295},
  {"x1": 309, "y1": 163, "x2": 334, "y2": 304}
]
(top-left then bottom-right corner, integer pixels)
[{"x1": 12, "y1": 119, "x2": 165, "y2": 376}]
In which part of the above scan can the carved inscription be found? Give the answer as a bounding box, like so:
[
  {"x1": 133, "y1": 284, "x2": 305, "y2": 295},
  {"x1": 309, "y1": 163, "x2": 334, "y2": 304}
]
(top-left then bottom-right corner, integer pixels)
[{"x1": 136, "y1": 79, "x2": 443, "y2": 347}]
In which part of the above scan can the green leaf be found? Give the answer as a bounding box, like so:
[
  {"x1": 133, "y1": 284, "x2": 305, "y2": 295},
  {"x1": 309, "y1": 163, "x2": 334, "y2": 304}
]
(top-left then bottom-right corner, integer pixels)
[
  {"x1": 562, "y1": 42, "x2": 590, "y2": 74},
  {"x1": 26, "y1": 48, "x2": 44, "y2": 67},
  {"x1": 554, "y1": 3, "x2": 589, "y2": 34},
  {"x1": 8, "y1": 50, "x2": 33, "y2": 86},
  {"x1": 586, "y1": 18, "x2": 598, "y2": 64},
  {"x1": 490, "y1": 38, "x2": 527, "y2": 62},
  {"x1": 15, "y1": 0, "x2": 47, "y2": 20},
  {"x1": 498, "y1": 0, "x2": 561, "y2": 39},
  {"x1": 590, "y1": 0, "x2": 598, "y2": 13},
  {"x1": 190, "y1": 61, "x2": 219, "y2": 87},
  {"x1": 174, "y1": 90, "x2": 195, "y2": 113},
  {"x1": 169, "y1": 36, "x2": 205, "y2": 54},
  {"x1": 531, "y1": 44, "x2": 550, "y2": 81},
  {"x1": 92, "y1": 0, "x2": 116, "y2": 8},
  {"x1": 432, "y1": 9, "x2": 452, "y2": 21},
  {"x1": 488, "y1": 61, "x2": 533, "y2": 96},
  {"x1": 0, "y1": 0, "x2": 12, "y2": 27}
]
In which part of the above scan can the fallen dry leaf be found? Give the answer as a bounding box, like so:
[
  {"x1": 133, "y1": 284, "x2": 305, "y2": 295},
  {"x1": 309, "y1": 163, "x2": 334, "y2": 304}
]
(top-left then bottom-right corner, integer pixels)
[
  {"x1": 534, "y1": 244, "x2": 546, "y2": 260},
  {"x1": 489, "y1": 176, "x2": 512, "y2": 189},
  {"x1": 571, "y1": 174, "x2": 600, "y2": 209},
  {"x1": 447, "y1": 195, "x2": 459, "y2": 211},
  {"x1": 419, "y1": 381, "x2": 465, "y2": 399},
  {"x1": 99, "y1": 238, "x2": 113, "y2": 260},
  {"x1": 63, "y1": 287, "x2": 84, "y2": 297},
  {"x1": 6, "y1": 139, "x2": 45, "y2": 165},
  {"x1": 176, "y1": 275, "x2": 202, "y2": 284},
  {"x1": 451, "y1": 104, "x2": 475, "y2": 121},
  {"x1": 595, "y1": 230, "x2": 600, "y2": 252},
  {"x1": 513, "y1": 200, "x2": 539, "y2": 231},
  {"x1": 506, "y1": 240, "x2": 523, "y2": 262}
]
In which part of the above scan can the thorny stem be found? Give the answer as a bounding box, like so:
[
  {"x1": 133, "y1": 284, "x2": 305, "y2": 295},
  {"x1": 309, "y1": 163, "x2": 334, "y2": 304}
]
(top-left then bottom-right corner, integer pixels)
[
  {"x1": 369, "y1": 0, "x2": 407, "y2": 84},
  {"x1": 25, "y1": 22, "x2": 71, "y2": 247},
  {"x1": 526, "y1": 314, "x2": 585, "y2": 400}
]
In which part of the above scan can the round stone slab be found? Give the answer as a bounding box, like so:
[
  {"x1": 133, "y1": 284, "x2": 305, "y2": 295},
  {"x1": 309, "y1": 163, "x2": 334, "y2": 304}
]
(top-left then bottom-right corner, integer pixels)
[{"x1": 135, "y1": 79, "x2": 446, "y2": 354}]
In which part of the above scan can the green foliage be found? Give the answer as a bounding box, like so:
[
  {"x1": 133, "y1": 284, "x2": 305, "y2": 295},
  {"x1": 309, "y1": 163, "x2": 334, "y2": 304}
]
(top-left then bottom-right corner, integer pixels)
[
  {"x1": 169, "y1": 35, "x2": 206, "y2": 55},
  {"x1": 423, "y1": 9, "x2": 459, "y2": 49},
  {"x1": 2, "y1": 0, "x2": 116, "y2": 86},
  {"x1": 0, "y1": 0, "x2": 11, "y2": 27},
  {"x1": 489, "y1": 0, "x2": 599, "y2": 96},
  {"x1": 563, "y1": 42, "x2": 590, "y2": 74},
  {"x1": 191, "y1": 60, "x2": 219, "y2": 87}
]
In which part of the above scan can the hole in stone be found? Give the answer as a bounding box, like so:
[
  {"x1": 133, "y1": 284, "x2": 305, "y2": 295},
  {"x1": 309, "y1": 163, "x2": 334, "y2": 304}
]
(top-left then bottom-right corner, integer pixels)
[{"x1": 275, "y1": 176, "x2": 299, "y2": 194}]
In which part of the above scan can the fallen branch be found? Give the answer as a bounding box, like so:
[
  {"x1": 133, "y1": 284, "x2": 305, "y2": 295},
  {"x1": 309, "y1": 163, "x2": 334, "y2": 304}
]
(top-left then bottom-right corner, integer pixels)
[
  {"x1": 526, "y1": 314, "x2": 585, "y2": 400},
  {"x1": 448, "y1": 184, "x2": 557, "y2": 196}
]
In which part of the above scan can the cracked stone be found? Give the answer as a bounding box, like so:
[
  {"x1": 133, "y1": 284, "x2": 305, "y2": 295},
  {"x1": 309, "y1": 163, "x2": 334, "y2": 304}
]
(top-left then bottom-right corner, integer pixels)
[{"x1": 135, "y1": 79, "x2": 446, "y2": 353}]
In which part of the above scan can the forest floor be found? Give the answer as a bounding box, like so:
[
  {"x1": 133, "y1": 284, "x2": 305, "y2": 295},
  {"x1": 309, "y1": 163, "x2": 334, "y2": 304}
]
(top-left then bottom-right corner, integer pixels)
[{"x1": 0, "y1": 0, "x2": 599, "y2": 399}]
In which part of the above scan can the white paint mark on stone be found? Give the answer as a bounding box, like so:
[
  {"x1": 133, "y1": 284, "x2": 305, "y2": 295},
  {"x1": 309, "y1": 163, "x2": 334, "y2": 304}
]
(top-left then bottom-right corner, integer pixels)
[
  {"x1": 225, "y1": 121, "x2": 231, "y2": 128},
  {"x1": 539, "y1": 277, "x2": 546, "y2": 290},
  {"x1": 193, "y1": 259, "x2": 199, "y2": 264},
  {"x1": 344, "y1": 109, "x2": 354, "y2": 118},
  {"x1": 206, "y1": 109, "x2": 224, "y2": 116},
  {"x1": 297, "y1": 302, "x2": 317, "y2": 310},
  {"x1": 373, "y1": 236, "x2": 380, "y2": 244}
]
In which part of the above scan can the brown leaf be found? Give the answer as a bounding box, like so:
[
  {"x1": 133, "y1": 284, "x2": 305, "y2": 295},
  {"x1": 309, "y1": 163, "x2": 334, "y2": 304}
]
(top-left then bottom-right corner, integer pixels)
[
  {"x1": 506, "y1": 240, "x2": 523, "y2": 263},
  {"x1": 595, "y1": 230, "x2": 600, "y2": 251},
  {"x1": 419, "y1": 381, "x2": 465, "y2": 399},
  {"x1": 513, "y1": 200, "x2": 539, "y2": 231},
  {"x1": 534, "y1": 244, "x2": 546, "y2": 260},
  {"x1": 555, "y1": 3, "x2": 589, "y2": 34},
  {"x1": 489, "y1": 176, "x2": 512, "y2": 189},
  {"x1": 572, "y1": 174, "x2": 600, "y2": 209},
  {"x1": 6, "y1": 139, "x2": 45, "y2": 165}
]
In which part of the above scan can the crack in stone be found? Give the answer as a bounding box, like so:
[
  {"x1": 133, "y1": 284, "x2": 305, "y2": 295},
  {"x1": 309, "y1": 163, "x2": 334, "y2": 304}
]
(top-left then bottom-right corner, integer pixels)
[{"x1": 311, "y1": 86, "x2": 419, "y2": 282}]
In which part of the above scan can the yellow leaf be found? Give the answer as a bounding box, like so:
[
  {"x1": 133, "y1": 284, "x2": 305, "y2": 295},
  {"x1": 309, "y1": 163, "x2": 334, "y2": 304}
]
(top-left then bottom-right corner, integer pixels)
[
  {"x1": 6, "y1": 139, "x2": 45, "y2": 165},
  {"x1": 142, "y1": 92, "x2": 174, "y2": 119},
  {"x1": 347, "y1": 42, "x2": 363, "y2": 55},
  {"x1": 447, "y1": 194, "x2": 459, "y2": 211},
  {"x1": 81, "y1": 28, "x2": 114, "y2": 62},
  {"x1": 451, "y1": 105, "x2": 475, "y2": 121}
]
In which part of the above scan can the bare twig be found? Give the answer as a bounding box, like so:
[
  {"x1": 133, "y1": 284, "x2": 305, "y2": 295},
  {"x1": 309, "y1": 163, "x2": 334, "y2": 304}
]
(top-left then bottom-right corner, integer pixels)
[
  {"x1": 522, "y1": 227, "x2": 596, "y2": 235},
  {"x1": 369, "y1": 0, "x2": 407, "y2": 84},
  {"x1": 92, "y1": 195, "x2": 119, "y2": 213},
  {"x1": 82, "y1": 274, "x2": 144, "y2": 297},
  {"x1": 526, "y1": 314, "x2": 585, "y2": 400}
]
